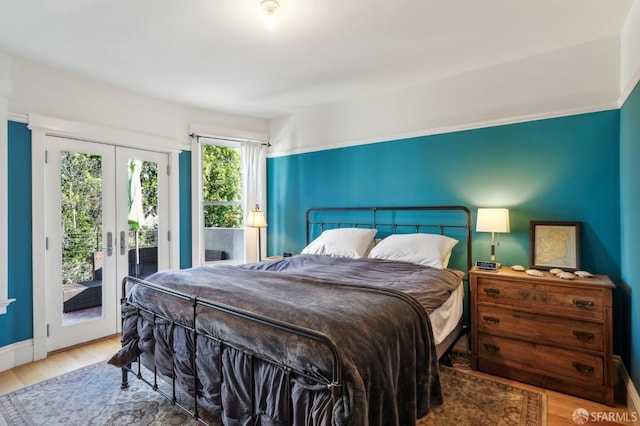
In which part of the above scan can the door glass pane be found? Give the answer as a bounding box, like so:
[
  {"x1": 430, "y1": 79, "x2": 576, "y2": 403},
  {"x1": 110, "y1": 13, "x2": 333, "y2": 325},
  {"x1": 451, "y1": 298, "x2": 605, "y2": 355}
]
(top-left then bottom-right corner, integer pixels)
[
  {"x1": 127, "y1": 159, "x2": 158, "y2": 280},
  {"x1": 61, "y1": 151, "x2": 103, "y2": 324}
]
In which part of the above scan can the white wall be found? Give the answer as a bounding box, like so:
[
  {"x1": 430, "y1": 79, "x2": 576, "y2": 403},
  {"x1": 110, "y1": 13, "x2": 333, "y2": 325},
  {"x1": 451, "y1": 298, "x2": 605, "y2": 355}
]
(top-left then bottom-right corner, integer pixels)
[
  {"x1": 8, "y1": 54, "x2": 268, "y2": 148},
  {"x1": 621, "y1": 0, "x2": 640, "y2": 101},
  {"x1": 269, "y1": 36, "x2": 621, "y2": 157},
  {"x1": 0, "y1": 53, "x2": 11, "y2": 315}
]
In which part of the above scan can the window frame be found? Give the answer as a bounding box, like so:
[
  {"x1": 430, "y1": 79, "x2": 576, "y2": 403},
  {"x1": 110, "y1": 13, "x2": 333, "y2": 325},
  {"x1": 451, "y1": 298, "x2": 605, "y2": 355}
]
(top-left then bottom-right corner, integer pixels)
[
  {"x1": 201, "y1": 141, "x2": 244, "y2": 229},
  {"x1": 193, "y1": 137, "x2": 245, "y2": 265},
  {"x1": 190, "y1": 124, "x2": 268, "y2": 267}
]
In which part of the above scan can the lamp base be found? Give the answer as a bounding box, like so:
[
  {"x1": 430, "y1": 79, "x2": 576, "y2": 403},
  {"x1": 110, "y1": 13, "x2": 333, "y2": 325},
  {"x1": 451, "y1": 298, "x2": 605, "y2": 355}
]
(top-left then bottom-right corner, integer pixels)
[{"x1": 476, "y1": 260, "x2": 501, "y2": 272}]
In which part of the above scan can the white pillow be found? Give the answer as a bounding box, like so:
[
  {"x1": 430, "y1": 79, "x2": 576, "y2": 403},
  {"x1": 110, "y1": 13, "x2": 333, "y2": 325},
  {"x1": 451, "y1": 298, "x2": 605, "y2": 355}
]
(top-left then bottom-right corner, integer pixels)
[
  {"x1": 302, "y1": 228, "x2": 378, "y2": 259},
  {"x1": 368, "y1": 233, "x2": 459, "y2": 268}
]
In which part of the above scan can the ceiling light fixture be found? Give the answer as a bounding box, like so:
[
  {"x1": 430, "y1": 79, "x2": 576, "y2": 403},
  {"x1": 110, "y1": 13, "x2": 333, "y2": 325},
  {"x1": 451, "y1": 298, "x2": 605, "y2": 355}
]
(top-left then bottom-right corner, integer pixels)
[{"x1": 261, "y1": 0, "x2": 280, "y2": 30}]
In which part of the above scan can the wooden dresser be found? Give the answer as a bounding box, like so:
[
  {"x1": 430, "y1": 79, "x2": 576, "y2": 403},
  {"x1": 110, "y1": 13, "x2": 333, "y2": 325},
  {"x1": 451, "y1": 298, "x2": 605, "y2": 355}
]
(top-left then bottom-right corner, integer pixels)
[{"x1": 469, "y1": 266, "x2": 615, "y2": 405}]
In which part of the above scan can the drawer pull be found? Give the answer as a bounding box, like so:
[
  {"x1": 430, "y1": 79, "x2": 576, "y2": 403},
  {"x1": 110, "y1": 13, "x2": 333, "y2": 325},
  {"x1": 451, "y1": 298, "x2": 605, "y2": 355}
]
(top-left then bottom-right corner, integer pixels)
[
  {"x1": 483, "y1": 316, "x2": 500, "y2": 326},
  {"x1": 573, "y1": 330, "x2": 595, "y2": 342},
  {"x1": 572, "y1": 362, "x2": 595, "y2": 376},
  {"x1": 572, "y1": 299, "x2": 595, "y2": 309},
  {"x1": 483, "y1": 288, "x2": 500, "y2": 297},
  {"x1": 483, "y1": 343, "x2": 500, "y2": 353}
]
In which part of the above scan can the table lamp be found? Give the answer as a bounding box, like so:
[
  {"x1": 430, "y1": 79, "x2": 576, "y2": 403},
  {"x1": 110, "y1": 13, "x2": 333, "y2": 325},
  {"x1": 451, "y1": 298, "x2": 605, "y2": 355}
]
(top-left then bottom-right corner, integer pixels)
[
  {"x1": 476, "y1": 208, "x2": 510, "y2": 270},
  {"x1": 246, "y1": 204, "x2": 268, "y2": 261}
]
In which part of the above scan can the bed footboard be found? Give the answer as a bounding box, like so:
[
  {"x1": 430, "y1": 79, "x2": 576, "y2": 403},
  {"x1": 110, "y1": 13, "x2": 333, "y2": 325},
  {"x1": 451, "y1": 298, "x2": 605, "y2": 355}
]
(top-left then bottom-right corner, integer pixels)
[{"x1": 119, "y1": 276, "x2": 344, "y2": 424}]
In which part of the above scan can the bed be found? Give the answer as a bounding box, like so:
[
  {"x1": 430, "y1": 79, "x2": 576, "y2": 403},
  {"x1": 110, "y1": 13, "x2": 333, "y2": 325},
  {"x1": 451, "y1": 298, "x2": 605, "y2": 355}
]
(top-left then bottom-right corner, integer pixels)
[{"x1": 109, "y1": 205, "x2": 472, "y2": 425}]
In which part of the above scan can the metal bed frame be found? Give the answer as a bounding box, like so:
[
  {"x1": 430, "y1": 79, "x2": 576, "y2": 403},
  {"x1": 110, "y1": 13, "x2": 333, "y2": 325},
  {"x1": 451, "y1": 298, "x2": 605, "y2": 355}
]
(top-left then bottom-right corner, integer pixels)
[
  {"x1": 120, "y1": 277, "x2": 343, "y2": 424},
  {"x1": 306, "y1": 205, "x2": 472, "y2": 272},
  {"x1": 119, "y1": 205, "x2": 472, "y2": 424}
]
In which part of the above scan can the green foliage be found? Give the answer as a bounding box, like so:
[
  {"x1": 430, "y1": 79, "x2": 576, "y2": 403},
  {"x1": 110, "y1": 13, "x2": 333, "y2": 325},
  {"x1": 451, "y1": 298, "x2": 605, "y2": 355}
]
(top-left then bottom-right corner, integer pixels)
[
  {"x1": 60, "y1": 153, "x2": 160, "y2": 285},
  {"x1": 140, "y1": 160, "x2": 158, "y2": 221},
  {"x1": 202, "y1": 144, "x2": 243, "y2": 228},
  {"x1": 58, "y1": 144, "x2": 243, "y2": 285},
  {"x1": 138, "y1": 161, "x2": 158, "y2": 247},
  {"x1": 61, "y1": 151, "x2": 103, "y2": 285}
]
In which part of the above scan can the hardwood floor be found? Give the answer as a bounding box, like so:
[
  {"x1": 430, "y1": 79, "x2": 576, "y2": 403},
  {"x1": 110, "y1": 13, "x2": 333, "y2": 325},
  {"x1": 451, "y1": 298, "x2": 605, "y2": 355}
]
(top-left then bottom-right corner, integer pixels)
[
  {"x1": 0, "y1": 335, "x2": 121, "y2": 395},
  {"x1": 0, "y1": 335, "x2": 636, "y2": 425}
]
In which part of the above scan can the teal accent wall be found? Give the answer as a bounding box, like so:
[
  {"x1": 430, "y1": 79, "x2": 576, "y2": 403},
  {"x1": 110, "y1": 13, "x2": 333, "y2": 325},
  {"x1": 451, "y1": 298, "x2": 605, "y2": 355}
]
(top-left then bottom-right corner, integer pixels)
[
  {"x1": 179, "y1": 150, "x2": 192, "y2": 269},
  {"x1": 267, "y1": 110, "x2": 623, "y2": 351},
  {"x1": 0, "y1": 121, "x2": 33, "y2": 347},
  {"x1": 620, "y1": 80, "x2": 640, "y2": 386}
]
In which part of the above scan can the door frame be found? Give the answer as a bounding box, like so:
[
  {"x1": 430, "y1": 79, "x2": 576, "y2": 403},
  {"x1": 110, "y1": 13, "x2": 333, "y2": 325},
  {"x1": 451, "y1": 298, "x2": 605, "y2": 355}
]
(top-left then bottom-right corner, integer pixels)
[
  {"x1": 45, "y1": 137, "x2": 118, "y2": 351},
  {"x1": 29, "y1": 114, "x2": 181, "y2": 361}
]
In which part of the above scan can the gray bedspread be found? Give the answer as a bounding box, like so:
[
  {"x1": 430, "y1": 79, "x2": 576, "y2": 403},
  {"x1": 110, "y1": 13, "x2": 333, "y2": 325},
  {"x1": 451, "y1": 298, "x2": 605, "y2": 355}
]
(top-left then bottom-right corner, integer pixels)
[
  {"x1": 110, "y1": 255, "x2": 463, "y2": 425},
  {"x1": 243, "y1": 254, "x2": 463, "y2": 314}
]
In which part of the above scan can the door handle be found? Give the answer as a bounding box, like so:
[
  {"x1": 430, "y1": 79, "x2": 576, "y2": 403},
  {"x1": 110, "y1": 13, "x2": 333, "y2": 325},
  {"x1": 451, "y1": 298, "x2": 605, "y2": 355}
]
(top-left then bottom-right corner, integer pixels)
[
  {"x1": 107, "y1": 232, "x2": 113, "y2": 256},
  {"x1": 120, "y1": 231, "x2": 126, "y2": 255}
]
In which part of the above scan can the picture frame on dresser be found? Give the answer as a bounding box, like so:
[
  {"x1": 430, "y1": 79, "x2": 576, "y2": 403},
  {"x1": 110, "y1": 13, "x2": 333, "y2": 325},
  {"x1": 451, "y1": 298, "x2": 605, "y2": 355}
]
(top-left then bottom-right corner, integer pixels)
[{"x1": 529, "y1": 220, "x2": 581, "y2": 271}]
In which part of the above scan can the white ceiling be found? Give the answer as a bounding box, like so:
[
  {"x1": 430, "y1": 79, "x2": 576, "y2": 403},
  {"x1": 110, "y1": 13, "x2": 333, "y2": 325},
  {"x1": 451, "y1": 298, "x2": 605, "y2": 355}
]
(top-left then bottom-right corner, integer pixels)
[{"x1": 0, "y1": 0, "x2": 634, "y2": 119}]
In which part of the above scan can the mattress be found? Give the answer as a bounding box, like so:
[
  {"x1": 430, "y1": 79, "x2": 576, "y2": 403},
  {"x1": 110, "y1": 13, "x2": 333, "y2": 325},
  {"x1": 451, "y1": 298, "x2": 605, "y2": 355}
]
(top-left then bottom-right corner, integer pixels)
[{"x1": 430, "y1": 282, "x2": 464, "y2": 345}]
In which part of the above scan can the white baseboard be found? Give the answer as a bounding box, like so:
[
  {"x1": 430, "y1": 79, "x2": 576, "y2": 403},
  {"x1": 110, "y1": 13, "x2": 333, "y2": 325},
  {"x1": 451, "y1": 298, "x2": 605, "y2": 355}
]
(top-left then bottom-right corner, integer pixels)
[
  {"x1": 0, "y1": 339, "x2": 34, "y2": 373},
  {"x1": 614, "y1": 355, "x2": 640, "y2": 426}
]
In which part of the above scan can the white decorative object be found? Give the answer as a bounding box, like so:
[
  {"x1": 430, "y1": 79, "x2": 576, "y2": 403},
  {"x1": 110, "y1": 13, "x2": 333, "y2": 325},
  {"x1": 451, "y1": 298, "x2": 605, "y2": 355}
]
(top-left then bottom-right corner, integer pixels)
[
  {"x1": 557, "y1": 271, "x2": 577, "y2": 280},
  {"x1": 511, "y1": 265, "x2": 526, "y2": 271},
  {"x1": 549, "y1": 268, "x2": 564, "y2": 275},
  {"x1": 575, "y1": 270, "x2": 594, "y2": 278},
  {"x1": 526, "y1": 269, "x2": 545, "y2": 277}
]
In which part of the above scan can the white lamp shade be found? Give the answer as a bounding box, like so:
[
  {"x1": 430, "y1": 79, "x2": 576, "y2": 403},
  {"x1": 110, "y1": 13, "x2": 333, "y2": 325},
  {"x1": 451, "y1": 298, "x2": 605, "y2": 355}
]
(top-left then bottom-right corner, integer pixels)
[
  {"x1": 246, "y1": 206, "x2": 268, "y2": 228},
  {"x1": 476, "y1": 208, "x2": 510, "y2": 233}
]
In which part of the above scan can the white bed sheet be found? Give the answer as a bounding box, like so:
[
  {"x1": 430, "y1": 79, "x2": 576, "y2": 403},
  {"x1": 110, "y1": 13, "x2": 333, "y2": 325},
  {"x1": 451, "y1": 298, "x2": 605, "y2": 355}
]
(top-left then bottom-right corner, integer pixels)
[{"x1": 429, "y1": 283, "x2": 464, "y2": 345}]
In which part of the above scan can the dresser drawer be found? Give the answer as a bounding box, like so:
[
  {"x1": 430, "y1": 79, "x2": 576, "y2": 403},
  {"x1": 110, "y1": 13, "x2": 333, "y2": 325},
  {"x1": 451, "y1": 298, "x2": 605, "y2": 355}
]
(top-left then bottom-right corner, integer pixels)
[
  {"x1": 477, "y1": 333, "x2": 604, "y2": 385},
  {"x1": 477, "y1": 277, "x2": 604, "y2": 320},
  {"x1": 477, "y1": 305, "x2": 604, "y2": 351}
]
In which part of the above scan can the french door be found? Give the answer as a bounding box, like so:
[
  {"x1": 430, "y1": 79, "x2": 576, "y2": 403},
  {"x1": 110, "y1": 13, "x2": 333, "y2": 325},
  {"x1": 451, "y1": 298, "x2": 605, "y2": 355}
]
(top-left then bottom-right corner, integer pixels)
[{"x1": 45, "y1": 137, "x2": 169, "y2": 352}]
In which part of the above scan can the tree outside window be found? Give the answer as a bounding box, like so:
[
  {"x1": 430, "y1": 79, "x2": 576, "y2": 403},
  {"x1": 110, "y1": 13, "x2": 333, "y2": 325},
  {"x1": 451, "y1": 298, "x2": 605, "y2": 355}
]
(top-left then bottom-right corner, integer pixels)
[
  {"x1": 202, "y1": 144, "x2": 243, "y2": 228},
  {"x1": 60, "y1": 152, "x2": 158, "y2": 286}
]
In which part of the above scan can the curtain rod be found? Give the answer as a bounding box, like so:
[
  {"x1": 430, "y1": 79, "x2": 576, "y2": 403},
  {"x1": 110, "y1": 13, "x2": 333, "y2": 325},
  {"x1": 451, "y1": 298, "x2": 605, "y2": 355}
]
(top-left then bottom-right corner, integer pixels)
[{"x1": 189, "y1": 132, "x2": 271, "y2": 147}]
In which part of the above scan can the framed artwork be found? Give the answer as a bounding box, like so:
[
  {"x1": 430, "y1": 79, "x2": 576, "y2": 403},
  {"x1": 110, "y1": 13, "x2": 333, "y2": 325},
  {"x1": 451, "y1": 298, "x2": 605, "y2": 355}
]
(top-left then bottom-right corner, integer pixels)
[{"x1": 529, "y1": 221, "x2": 581, "y2": 270}]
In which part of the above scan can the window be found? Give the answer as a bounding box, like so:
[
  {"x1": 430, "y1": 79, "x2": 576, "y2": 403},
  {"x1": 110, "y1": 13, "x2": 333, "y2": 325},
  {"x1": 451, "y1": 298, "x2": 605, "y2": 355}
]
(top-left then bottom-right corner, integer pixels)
[
  {"x1": 201, "y1": 141, "x2": 244, "y2": 263},
  {"x1": 191, "y1": 132, "x2": 267, "y2": 267}
]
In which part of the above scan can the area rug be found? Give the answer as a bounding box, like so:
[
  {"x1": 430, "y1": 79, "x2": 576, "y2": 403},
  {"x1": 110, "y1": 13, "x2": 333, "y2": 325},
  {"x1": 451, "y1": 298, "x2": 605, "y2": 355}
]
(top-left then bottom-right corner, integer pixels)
[
  {"x1": 0, "y1": 362, "x2": 204, "y2": 426},
  {"x1": 0, "y1": 362, "x2": 546, "y2": 425},
  {"x1": 418, "y1": 366, "x2": 547, "y2": 426}
]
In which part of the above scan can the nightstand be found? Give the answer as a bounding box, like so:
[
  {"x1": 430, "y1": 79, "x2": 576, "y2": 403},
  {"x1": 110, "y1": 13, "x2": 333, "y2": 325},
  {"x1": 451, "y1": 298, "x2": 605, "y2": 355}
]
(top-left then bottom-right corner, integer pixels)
[{"x1": 469, "y1": 266, "x2": 615, "y2": 405}]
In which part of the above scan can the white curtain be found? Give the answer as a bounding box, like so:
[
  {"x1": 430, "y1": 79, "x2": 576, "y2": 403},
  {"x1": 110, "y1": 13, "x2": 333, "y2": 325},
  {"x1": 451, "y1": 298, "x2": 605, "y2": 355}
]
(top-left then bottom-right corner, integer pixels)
[{"x1": 241, "y1": 142, "x2": 267, "y2": 262}]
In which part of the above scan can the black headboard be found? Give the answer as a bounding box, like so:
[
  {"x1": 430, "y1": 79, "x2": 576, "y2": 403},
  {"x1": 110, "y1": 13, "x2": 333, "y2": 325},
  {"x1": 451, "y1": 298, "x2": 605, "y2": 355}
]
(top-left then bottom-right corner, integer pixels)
[{"x1": 305, "y1": 205, "x2": 472, "y2": 273}]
